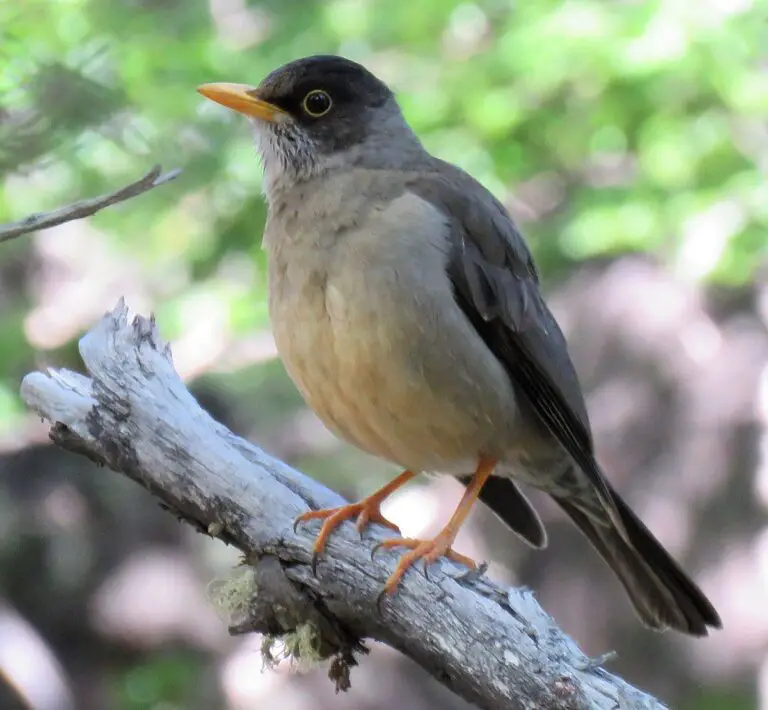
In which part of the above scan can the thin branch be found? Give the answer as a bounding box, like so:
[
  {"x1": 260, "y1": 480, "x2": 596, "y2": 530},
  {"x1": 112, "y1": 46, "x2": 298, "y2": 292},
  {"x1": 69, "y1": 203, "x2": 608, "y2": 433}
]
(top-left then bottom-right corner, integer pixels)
[
  {"x1": 0, "y1": 165, "x2": 181, "y2": 243},
  {"x1": 20, "y1": 301, "x2": 668, "y2": 710}
]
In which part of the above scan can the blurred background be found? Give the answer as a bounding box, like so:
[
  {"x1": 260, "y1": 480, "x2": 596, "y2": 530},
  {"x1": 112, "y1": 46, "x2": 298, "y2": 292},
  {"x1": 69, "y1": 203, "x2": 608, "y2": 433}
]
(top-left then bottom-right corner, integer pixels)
[{"x1": 1, "y1": 0, "x2": 767, "y2": 708}]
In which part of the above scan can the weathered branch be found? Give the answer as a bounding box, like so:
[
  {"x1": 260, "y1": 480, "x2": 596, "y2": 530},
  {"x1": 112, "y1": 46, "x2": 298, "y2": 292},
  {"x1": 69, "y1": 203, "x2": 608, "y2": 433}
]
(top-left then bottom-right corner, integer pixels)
[
  {"x1": 0, "y1": 165, "x2": 181, "y2": 243},
  {"x1": 20, "y1": 301, "x2": 667, "y2": 710}
]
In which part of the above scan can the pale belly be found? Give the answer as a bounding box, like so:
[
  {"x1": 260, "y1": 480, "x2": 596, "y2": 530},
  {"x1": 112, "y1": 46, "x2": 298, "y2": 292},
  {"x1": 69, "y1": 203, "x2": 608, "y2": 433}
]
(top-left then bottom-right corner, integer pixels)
[{"x1": 268, "y1": 255, "x2": 520, "y2": 474}]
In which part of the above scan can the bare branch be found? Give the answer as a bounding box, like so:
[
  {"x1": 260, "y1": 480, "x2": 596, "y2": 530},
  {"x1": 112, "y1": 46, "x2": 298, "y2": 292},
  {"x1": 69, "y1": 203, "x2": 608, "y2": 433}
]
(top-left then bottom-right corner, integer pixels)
[
  {"x1": 0, "y1": 165, "x2": 181, "y2": 243},
  {"x1": 20, "y1": 301, "x2": 668, "y2": 710}
]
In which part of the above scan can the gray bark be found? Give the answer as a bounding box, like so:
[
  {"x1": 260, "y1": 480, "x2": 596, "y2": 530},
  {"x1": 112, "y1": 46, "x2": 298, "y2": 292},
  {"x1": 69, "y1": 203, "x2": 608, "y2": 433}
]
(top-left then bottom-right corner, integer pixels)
[{"x1": 20, "y1": 301, "x2": 667, "y2": 710}]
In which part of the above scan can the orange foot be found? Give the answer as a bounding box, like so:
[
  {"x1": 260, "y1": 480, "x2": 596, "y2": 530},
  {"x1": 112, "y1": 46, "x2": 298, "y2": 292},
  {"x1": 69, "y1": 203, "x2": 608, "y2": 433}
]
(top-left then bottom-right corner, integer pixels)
[
  {"x1": 373, "y1": 531, "x2": 478, "y2": 597},
  {"x1": 295, "y1": 499, "x2": 400, "y2": 554},
  {"x1": 294, "y1": 470, "x2": 416, "y2": 572},
  {"x1": 371, "y1": 457, "x2": 497, "y2": 600}
]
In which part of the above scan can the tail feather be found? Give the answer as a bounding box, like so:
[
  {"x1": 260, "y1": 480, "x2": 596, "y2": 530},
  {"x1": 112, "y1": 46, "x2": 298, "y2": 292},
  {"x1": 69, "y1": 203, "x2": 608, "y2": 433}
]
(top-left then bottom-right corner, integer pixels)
[
  {"x1": 553, "y1": 486, "x2": 721, "y2": 636},
  {"x1": 460, "y1": 475, "x2": 547, "y2": 549}
]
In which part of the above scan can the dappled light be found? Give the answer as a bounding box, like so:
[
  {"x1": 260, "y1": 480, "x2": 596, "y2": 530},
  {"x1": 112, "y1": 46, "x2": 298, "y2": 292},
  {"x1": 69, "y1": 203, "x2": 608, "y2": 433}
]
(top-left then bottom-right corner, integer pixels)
[{"x1": 1, "y1": 0, "x2": 766, "y2": 709}]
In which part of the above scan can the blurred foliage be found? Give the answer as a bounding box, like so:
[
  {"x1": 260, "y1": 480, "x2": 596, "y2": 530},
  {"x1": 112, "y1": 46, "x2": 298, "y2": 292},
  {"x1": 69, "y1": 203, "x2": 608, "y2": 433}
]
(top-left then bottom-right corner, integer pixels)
[
  {"x1": 0, "y1": 0, "x2": 766, "y2": 345},
  {"x1": 110, "y1": 651, "x2": 209, "y2": 710},
  {"x1": 3, "y1": 0, "x2": 767, "y2": 276},
  {"x1": 681, "y1": 690, "x2": 756, "y2": 710},
  {"x1": 1, "y1": 0, "x2": 767, "y2": 708}
]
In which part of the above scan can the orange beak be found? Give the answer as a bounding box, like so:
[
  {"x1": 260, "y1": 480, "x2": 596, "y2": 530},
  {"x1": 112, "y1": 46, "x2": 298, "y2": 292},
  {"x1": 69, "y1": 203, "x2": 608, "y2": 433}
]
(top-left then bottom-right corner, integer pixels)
[{"x1": 196, "y1": 83, "x2": 289, "y2": 122}]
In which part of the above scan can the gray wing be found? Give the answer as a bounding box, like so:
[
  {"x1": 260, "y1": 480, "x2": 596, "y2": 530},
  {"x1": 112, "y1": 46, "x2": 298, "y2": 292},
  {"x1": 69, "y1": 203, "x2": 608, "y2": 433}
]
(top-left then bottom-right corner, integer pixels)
[{"x1": 408, "y1": 161, "x2": 615, "y2": 512}]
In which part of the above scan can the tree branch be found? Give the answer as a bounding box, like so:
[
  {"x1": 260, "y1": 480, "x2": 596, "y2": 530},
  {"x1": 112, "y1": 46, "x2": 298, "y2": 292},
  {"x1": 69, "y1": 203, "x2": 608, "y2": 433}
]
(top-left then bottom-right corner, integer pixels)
[
  {"x1": 20, "y1": 301, "x2": 667, "y2": 710},
  {"x1": 0, "y1": 165, "x2": 181, "y2": 243}
]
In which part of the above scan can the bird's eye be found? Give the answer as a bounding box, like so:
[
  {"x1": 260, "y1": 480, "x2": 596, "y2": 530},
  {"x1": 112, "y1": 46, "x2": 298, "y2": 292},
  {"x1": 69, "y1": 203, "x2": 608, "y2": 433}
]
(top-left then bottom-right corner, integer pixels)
[{"x1": 302, "y1": 89, "x2": 332, "y2": 117}]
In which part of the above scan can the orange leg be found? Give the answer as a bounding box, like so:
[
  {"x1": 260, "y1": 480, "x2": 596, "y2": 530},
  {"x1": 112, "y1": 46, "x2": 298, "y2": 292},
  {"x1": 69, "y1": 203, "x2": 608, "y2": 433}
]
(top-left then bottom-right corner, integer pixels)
[
  {"x1": 294, "y1": 469, "x2": 416, "y2": 561},
  {"x1": 374, "y1": 457, "x2": 496, "y2": 596}
]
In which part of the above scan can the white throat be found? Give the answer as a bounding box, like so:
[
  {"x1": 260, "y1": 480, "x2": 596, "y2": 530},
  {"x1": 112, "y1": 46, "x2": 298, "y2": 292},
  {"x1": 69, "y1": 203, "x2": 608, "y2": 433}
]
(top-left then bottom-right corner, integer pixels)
[{"x1": 250, "y1": 120, "x2": 321, "y2": 204}]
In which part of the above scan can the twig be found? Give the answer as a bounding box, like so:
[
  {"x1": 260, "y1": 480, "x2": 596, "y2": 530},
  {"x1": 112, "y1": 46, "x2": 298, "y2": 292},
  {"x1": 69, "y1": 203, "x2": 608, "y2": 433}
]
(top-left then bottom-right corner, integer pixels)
[
  {"x1": 19, "y1": 301, "x2": 668, "y2": 710},
  {"x1": 0, "y1": 165, "x2": 181, "y2": 243}
]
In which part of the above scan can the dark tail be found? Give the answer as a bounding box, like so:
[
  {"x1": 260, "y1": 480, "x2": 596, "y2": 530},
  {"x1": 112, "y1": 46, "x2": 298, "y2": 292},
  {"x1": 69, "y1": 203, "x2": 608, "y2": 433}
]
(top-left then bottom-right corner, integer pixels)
[
  {"x1": 459, "y1": 474, "x2": 547, "y2": 549},
  {"x1": 553, "y1": 484, "x2": 722, "y2": 636}
]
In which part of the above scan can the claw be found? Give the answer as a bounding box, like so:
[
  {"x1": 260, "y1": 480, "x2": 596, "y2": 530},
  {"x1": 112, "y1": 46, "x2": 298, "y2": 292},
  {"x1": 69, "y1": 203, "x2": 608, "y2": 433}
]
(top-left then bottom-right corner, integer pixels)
[
  {"x1": 311, "y1": 552, "x2": 321, "y2": 577},
  {"x1": 292, "y1": 470, "x2": 416, "y2": 578},
  {"x1": 293, "y1": 499, "x2": 402, "y2": 571},
  {"x1": 422, "y1": 560, "x2": 432, "y2": 582},
  {"x1": 370, "y1": 457, "x2": 494, "y2": 596},
  {"x1": 375, "y1": 587, "x2": 389, "y2": 615},
  {"x1": 373, "y1": 535, "x2": 477, "y2": 596},
  {"x1": 370, "y1": 540, "x2": 385, "y2": 562}
]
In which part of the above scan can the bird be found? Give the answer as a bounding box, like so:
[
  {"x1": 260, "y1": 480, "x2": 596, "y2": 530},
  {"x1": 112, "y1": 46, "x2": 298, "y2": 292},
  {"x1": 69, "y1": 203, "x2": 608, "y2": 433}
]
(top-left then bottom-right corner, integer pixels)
[{"x1": 197, "y1": 55, "x2": 722, "y2": 636}]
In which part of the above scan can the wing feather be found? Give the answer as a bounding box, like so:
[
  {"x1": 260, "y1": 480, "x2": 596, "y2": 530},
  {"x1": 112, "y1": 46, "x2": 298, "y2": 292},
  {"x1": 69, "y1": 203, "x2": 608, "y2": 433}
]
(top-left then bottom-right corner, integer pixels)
[{"x1": 408, "y1": 162, "x2": 619, "y2": 519}]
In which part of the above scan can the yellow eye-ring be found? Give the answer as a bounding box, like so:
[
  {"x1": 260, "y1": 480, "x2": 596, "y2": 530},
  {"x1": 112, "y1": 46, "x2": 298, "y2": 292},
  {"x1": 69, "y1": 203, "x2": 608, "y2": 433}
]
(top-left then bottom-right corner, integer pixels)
[{"x1": 302, "y1": 89, "x2": 332, "y2": 117}]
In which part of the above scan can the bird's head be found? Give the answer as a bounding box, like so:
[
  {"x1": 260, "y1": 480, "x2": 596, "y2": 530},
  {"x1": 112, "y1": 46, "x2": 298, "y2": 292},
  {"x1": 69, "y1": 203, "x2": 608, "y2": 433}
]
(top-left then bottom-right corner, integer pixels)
[{"x1": 198, "y1": 55, "x2": 421, "y2": 194}]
